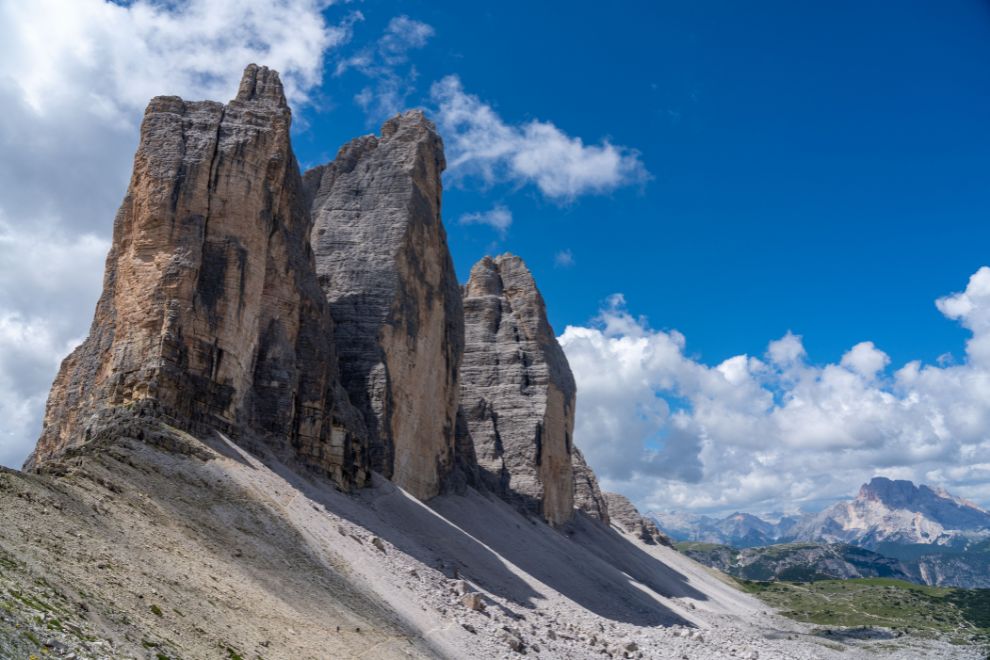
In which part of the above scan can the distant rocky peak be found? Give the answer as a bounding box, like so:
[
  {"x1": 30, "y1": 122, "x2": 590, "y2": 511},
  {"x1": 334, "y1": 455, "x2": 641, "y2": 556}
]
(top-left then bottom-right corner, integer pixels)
[
  {"x1": 235, "y1": 63, "x2": 288, "y2": 107},
  {"x1": 379, "y1": 109, "x2": 442, "y2": 147},
  {"x1": 604, "y1": 492, "x2": 669, "y2": 546},
  {"x1": 858, "y1": 477, "x2": 922, "y2": 507},
  {"x1": 858, "y1": 477, "x2": 988, "y2": 516}
]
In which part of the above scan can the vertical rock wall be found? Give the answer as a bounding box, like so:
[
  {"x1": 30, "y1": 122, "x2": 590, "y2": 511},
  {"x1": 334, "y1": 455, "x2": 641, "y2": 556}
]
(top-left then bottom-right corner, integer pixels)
[
  {"x1": 458, "y1": 255, "x2": 576, "y2": 526},
  {"x1": 305, "y1": 111, "x2": 463, "y2": 500},
  {"x1": 27, "y1": 65, "x2": 368, "y2": 488}
]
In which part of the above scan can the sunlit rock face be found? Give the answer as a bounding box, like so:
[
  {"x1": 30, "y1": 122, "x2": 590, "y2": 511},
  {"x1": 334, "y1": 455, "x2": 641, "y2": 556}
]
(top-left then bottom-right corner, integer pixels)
[
  {"x1": 28, "y1": 65, "x2": 368, "y2": 489},
  {"x1": 457, "y1": 254, "x2": 578, "y2": 526}
]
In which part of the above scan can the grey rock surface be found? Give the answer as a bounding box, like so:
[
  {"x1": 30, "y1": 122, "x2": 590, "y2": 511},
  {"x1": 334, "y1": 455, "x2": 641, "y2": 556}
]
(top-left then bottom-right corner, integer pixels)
[
  {"x1": 27, "y1": 64, "x2": 368, "y2": 488},
  {"x1": 457, "y1": 254, "x2": 575, "y2": 526},
  {"x1": 572, "y1": 447, "x2": 611, "y2": 525},
  {"x1": 604, "y1": 491, "x2": 671, "y2": 546},
  {"x1": 305, "y1": 111, "x2": 464, "y2": 500}
]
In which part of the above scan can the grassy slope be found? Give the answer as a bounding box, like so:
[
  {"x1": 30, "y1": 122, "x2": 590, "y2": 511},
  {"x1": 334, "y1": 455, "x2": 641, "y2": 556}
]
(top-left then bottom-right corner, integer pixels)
[{"x1": 737, "y1": 577, "x2": 990, "y2": 647}]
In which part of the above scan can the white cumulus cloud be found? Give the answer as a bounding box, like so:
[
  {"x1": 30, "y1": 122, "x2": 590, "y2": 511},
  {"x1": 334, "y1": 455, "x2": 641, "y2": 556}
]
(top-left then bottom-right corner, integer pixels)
[
  {"x1": 560, "y1": 269, "x2": 990, "y2": 514},
  {"x1": 430, "y1": 75, "x2": 649, "y2": 201}
]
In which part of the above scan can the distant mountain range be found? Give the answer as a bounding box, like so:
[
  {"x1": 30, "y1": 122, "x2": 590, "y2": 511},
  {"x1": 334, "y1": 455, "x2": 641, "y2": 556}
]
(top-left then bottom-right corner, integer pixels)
[
  {"x1": 654, "y1": 477, "x2": 990, "y2": 588},
  {"x1": 676, "y1": 542, "x2": 915, "y2": 583},
  {"x1": 790, "y1": 477, "x2": 990, "y2": 549},
  {"x1": 651, "y1": 510, "x2": 799, "y2": 548},
  {"x1": 653, "y1": 477, "x2": 990, "y2": 549}
]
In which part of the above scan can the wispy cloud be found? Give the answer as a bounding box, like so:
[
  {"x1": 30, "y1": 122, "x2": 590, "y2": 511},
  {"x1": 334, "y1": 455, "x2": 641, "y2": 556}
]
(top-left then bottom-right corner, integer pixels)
[
  {"x1": 554, "y1": 249, "x2": 575, "y2": 268},
  {"x1": 560, "y1": 268, "x2": 990, "y2": 514},
  {"x1": 430, "y1": 75, "x2": 649, "y2": 201},
  {"x1": 336, "y1": 14, "x2": 435, "y2": 122},
  {"x1": 459, "y1": 205, "x2": 512, "y2": 238}
]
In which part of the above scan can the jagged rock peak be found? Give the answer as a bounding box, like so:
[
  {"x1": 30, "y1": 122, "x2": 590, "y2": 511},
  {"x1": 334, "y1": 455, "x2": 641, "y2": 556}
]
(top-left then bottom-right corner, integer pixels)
[
  {"x1": 27, "y1": 65, "x2": 368, "y2": 489},
  {"x1": 235, "y1": 63, "x2": 288, "y2": 107},
  {"x1": 572, "y1": 446, "x2": 611, "y2": 525},
  {"x1": 458, "y1": 253, "x2": 576, "y2": 526},
  {"x1": 604, "y1": 492, "x2": 671, "y2": 546},
  {"x1": 306, "y1": 109, "x2": 463, "y2": 501}
]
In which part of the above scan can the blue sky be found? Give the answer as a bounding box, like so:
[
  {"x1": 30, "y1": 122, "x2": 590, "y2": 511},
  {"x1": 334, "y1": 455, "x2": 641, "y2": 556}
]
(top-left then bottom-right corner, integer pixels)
[
  {"x1": 297, "y1": 0, "x2": 990, "y2": 370},
  {"x1": 3, "y1": 0, "x2": 990, "y2": 513}
]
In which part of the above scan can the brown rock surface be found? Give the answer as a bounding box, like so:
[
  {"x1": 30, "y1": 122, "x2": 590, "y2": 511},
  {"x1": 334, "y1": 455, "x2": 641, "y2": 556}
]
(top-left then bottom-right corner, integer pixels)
[
  {"x1": 457, "y1": 254, "x2": 576, "y2": 526},
  {"x1": 305, "y1": 111, "x2": 463, "y2": 500},
  {"x1": 26, "y1": 64, "x2": 367, "y2": 488}
]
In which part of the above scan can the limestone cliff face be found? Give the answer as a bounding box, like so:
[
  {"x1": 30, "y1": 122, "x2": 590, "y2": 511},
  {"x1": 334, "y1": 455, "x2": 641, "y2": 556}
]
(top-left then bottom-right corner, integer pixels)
[
  {"x1": 458, "y1": 255, "x2": 576, "y2": 526},
  {"x1": 27, "y1": 65, "x2": 368, "y2": 488},
  {"x1": 572, "y1": 448, "x2": 611, "y2": 525},
  {"x1": 305, "y1": 111, "x2": 463, "y2": 500}
]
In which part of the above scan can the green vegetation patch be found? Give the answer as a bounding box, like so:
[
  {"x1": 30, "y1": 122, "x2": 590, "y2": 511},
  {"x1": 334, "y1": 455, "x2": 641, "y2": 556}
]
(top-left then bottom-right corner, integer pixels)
[
  {"x1": 675, "y1": 541, "x2": 730, "y2": 553},
  {"x1": 0, "y1": 550, "x2": 19, "y2": 572},
  {"x1": 738, "y1": 577, "x2": 990, "y2": 646}
]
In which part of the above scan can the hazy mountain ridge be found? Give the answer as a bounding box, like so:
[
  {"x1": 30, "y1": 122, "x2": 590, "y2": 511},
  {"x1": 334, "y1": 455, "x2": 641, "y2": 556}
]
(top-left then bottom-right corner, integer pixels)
[
  {"x1": 651, "y1": 511, "x2": 799, "y2": 548},
  {"x1": 654, "y1": 477, "x2": 990, "y2": 549},
  {"x1": 656, "y1": 477, "x2": 990, "y2": 589},
  {"x1": 676, "y1": 542, "x2": 915, "y2": 583}
]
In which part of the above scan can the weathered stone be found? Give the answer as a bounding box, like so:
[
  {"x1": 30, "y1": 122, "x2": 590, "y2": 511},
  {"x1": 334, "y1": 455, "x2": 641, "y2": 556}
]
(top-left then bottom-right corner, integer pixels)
[
  {"x1": 572, "y1": 447, "x2": 611, "y2": 525},
  {"x1": 457, "y1": 254, "x2": 575, "y2": 526},
  {"x1": 460, "y1": 593, "x2": 485, "y2": 611},
  {"x1": 305, "y1": 111, "x2": 463, "y2": 501},
  {"x1": 604, "y1": 492, "x2": 670, "y2": 546},
  {"x1": 26, "y1": 65, "x2": 368, "y2": 488}
]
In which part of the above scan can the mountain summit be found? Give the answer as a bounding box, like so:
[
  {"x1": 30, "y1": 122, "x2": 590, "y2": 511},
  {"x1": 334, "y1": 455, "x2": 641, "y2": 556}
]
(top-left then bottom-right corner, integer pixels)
[
  {"x1": 792, "y1": 477, "x2": 990, "y2": 548},
  {"x1": 655, "y1": 477, "x2": 990, "y2": 552}
]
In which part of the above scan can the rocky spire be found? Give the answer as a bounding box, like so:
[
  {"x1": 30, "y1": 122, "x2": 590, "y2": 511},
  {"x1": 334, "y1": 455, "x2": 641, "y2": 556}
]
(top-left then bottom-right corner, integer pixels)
[
  {"x1": 572, "y1": 447, "x2": 611, "y2": 525},
  {"x1": 604, "y1": 492, "x2": 668, "y2": 545},
  {"x1": 305, "y1": 110, "x2": 464, "y2": 501},
  {"x1": 458, "y1": 254, "x2": 576, "y2": 526},
  {"x1": 27, "y1": 65, "x2": 368, "y2": 488}
]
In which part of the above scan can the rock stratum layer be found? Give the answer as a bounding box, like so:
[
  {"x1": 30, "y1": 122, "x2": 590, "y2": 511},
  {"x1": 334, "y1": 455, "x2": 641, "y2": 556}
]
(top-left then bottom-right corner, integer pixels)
[
  {"x1": 458, "y1": 255, "x2": 576, "y2": 526},
  {"x1": 27, "y1": 65, "x2": 368, "y2": 487},
  {"x1": 304, "y1": 111, "x2": 463, "y2": 500}
]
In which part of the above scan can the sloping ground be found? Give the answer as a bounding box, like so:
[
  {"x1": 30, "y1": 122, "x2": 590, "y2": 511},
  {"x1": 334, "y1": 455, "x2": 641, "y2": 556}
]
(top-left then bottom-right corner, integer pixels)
[
  {"x1": 0, "y1": 426, "x2": 983, "y2": 659},
  {"x1": 738, "y1": 578, "x2": 990, "y2": 648}
]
